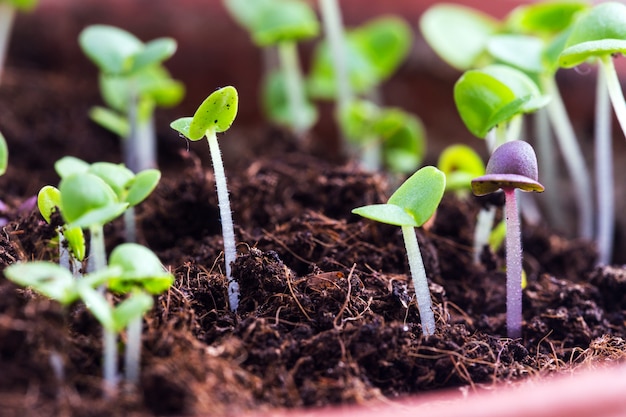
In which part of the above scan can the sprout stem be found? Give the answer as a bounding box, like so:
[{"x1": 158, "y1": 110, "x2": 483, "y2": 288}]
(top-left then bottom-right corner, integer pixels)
[
  {"x1": 0, "y1": 3, "x2": 15, "y2": 85},
  {"x1": 534, "y1": 108, "x2": 564, "y2": 231},
  {"x1": 503, "y1": 188, "x2": 522, "y2": 339},
  {"x1": 473, "y1": 205, "x2": 496, "y2": 264},
  {"x1": 89, "y1": 224, "x2": 118, "y2": 393},
  {"x1": 401, "y1": 225, "x2": 435, "y2": 337},
  {"x1": 124, "y1": 315, "x2": 142, "y2": 386},
  {"x1": 277, "y1": 41, "x2": 309, "y2": 137},
  {"x1": 206, "y1": 131, "x2": 239, "y2": 311},
  {"x1": 595, "y1": 62, "x2": 613, "y2": 265},
  {"x1": 543, "y1": 76, "x2": 593, "y2": 239}
]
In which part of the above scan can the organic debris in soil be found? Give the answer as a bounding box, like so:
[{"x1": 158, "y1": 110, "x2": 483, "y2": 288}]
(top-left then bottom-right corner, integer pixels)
[{"x1": 0, "y1": 71, "x2": 625, "y2": 417}]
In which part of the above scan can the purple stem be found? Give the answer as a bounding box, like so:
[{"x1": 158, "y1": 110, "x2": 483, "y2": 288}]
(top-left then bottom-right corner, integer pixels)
[{"x1": 503, "y1": 188, "x2": 522, "y2": 339}]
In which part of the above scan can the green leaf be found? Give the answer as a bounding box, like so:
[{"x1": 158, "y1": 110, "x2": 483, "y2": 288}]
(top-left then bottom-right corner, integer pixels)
[
  {"x1": 262, "y1": 70, "x2": 317, "y2": 130},
  {"x1": 454, "y1": 65, "x2": 548, "y2": 138},
  {"x1": 77, "y1": 284, "x2": 116, "y2": 330},
  {"x1": 4, "y1": 262, "x2": 78, "y2": 305},
  {"x1": 338, "y1": 99, "x2": 379, "y2": 143},
  {"x1": 112, "y1": 291, "x2": 154, "y2": 331},
  {"x1": 170, "y1": 117, "x2": 193, "y2": 138},
  {"x1": 89, "y1": 106, "x2": 130, "y2": 137},
  {"x1": 487, "y1": 34, "x2": 545, "y2": 74},
  {"x1": 130, "y1": 38, "x2": 177, "y2": 73},
  {"x1": 352, "y1": 203, "x2": 418, "y2": 227},
  {"x1": 388, "y1": 166, "x2": 446, "y2": 227},
  {"x1": 125, "y1": 169, "x2": 161, "y2": 206},
  {"x1": 308, "y1": 17, "x2": 410, "y2": 98},
  {"x1": 437, "y1": 144, "x2": 485, "y2": 191},
  {"x1": 79, "y1": 25, "x2": 143, "y2": 74},
  {"x1": 9, "y1": 0, "x2": 38, "y2": 11},
  {"x1": 107, "y1": 243, "x2": 174, "y2": 294},
  {"x1": 419, "y1": 4, "x2": 499, "y2": 70},
  {"x1": 59, "y1": 173, "x2": 128, "y2": 228},
  {"x1": 88, "y1": 162, "x2": 134, "y2": 199},
  {"x1": 375, "y1": 109, "x2": 426, "y2": 174},
  {"x1": 351, "y1": 16, "x2": 412, "y2": 82},
  {"x1": 223, "y1": 0, "x2": 275, "y2": 30},
  {"x1": 37, "y1": 185, "x2": 61, "y2": 223},
  {"x1": 0, "y1": 131, "x2": 8, "y2": 176},
  {"x1": 64, "y1": 225, "x2": 86, "y2": 261},
  {"x1": 54, "y1": 156, "x2": 90, "y2": 179},
  {"x1": 559, "y1": 2, "x2": 626, "y2": 68},
  {"x1": 505, "y1": 1, "x2": 589, "y2": 35},
  {"x1": 251, "y1": 0, "x2": 320, "y2": 46},
  {"x1": 188, "y1": 86, "x2": 239, "y2": 139}
]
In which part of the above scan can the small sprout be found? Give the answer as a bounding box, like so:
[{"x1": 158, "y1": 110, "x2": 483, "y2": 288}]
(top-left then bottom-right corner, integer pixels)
[
  {"x1": 171, "y1": 86, "x2": 240, "y2": 311},
  {"x1": 224, "y1": 0, "x2": 319, "y2": 137},
  {"x1": 454, "y1": 64, "x2": 549, "y2": 143},
  {"x1": 107, "y1": 243, "x2": 174, "y2": 386},
  {"x1": 505, "y1": 1, "x2": 588, "y2": 36},
  {"x1": 352, "y1": 166, "x2": 446, "y2": 337},
  {"x1": 79, "y1": 24, "x2": 185, "y2": 173},
  {"x1": 471, "y1": 140, "x2": 544, "y2": 339},
  {"x1": 437, "y1": 144, "x2": 485, "y2": 194},
  {"x1": 559, "y1": 1, "x2": 626, "y2": 263},
  {"x1": 339, "y1": 99, "x2": 425, "y2": 173},
  {"x1": 309, "y1": 16, "x2": 412, "y2": 98}
]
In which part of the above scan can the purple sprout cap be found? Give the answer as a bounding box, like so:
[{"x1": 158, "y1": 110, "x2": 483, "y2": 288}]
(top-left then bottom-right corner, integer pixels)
[{"x1": 471, "y1": 140, "x2": 545, "y2": 196}]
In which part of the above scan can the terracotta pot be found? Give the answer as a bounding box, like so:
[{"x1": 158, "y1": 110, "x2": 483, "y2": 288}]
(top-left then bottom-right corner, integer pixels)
[{"x1": 257, "y1": 362, "x2": 626, "y2": 417}]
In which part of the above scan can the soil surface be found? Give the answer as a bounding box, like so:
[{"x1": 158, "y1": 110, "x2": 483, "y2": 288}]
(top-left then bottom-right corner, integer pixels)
[{"x1": 0, "y1": 69, "x2": 625, "y2": 417}]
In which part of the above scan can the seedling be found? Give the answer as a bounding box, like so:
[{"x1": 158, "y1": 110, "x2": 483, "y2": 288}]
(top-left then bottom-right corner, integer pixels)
[
  {"x1": 105, "y1": 243, "x2": 174, "y2": 386},
  {"x1": 437, "y1": 144, "x2": 497, "y2": 265},
  {"x1": 558, "y1": 1, "x2": 626, "y2": 264},
  {"x1": 170, "y1": 86, "x2": 240, "y2": 311},
  {"x1": 352, "y1": 166, "x2": 446, "y2": 337},
  {"x1": 0, "y1": 0, "x2": 37, "y2": 84},
  {"x1": 472, "y1": 140, "x2": 545, "y2": 339},
  {"x1": 340, "y1": 99, "x2": 425, "y2": 173},
  {"x1": 224, "y1": 0, "x2": 319, "y2": 137},
  {"x1": 59, "y1": 172, "x2": 128, "y2": 389},
  {"x1": 454, "y1": 64, "x2": 549, "y2": 150},
  {"x1": 54, "y1": 156, "x2": 161, "y2": 243},
  {"x1": 79, "y1": 24, "x2": 184, "y2": 173},
  {"x1": 37, "y1": 185, "x2": 85, "y2": 277}
]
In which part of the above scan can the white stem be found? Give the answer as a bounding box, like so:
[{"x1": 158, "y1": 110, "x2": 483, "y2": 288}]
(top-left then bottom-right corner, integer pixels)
[
  {"x1": 278, "y1": 41, "x2": 309, "y2": 137},
  {"x1": 206, "y1": 132, "x2": 239, "y2": 311},
  {"x1": 0, "y1": 4, "x2": 15, "y2": 85},
  {"x1": 473, "y1": 206, "x2": 496, "y2": 264},
  {"x1": 89, "y1": 225, "x2": 118, "y2": 394},
  {"x1": 318, "y1": 0, "x2": 352, "y2": 112},
  {"x1": 401, "y1": 225, "x2": 435, "y2": 337},
  {"x1": 124, "y1": 315, "x2": 142, "y2": 386},
  {"x1": 359, "y1": 136, "x2": 381, "y2": 172},
  {"x1": 534, "y1": 108, "x2": 565, "y2": 230},
  {"x1": 127, "y1": 94, "x2": 157, "y2": 173},
  {"x1": 543, "y1": 76, "x2": 593, "y2": 239},
  {"x1": 504, "y1": 188, "x2": 523, "y2": 339},
  {"x1": 595, "y1": 61, "x2": 614, "y2": 265},
  {"x1": 123, "y1": 207, "x2": 137, "y2": 243}
]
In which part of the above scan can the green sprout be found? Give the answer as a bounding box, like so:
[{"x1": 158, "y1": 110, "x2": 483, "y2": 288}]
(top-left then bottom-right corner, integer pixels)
[
  {"x1": 0, "y1": 0, "x2": 37, "y2": 84},
  {"x1": 54, "y1": 156, "x2": 161, "y2": 243},
  {"x1": 37, "y1": 185, "x2": 85, "y2": 277},
  {"x1": 558, "y1": 1, "x2": 626, "y2": 264},
  {"x1": 224, "y1": 0, "x2": 319, "y2": 137},
  {"x1": 105, "y1": 243, "x2": 173, "y2": 386},
  {"x1": 170, "y1": 86, "x2": 240, "y2": 311},
  {"x1": 454, "y1": 64, "x2": 549, "y2": 150},
  {"x1": 437, "y1": 144, "x2": 496, "y2": 265},
  {"x1": 79, "y1": 24, "x2": 185, "y2": 173},
  {"x1": 352, "y1": 166, "x2": 446, "y2": 337},
  {"x1": 340, "y1": 99, "x2": 425, "y2": 174}
]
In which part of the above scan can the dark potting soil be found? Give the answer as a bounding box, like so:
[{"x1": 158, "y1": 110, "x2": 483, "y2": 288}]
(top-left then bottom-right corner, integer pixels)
[{"x1": 0, "y1": 69, "x2": 625, "y2": 417}]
